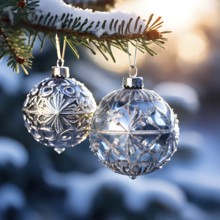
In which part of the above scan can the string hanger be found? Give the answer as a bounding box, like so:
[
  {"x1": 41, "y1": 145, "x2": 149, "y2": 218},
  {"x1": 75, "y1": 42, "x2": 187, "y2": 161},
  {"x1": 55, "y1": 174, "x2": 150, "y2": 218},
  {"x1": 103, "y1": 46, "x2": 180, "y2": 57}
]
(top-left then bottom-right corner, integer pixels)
[
  {"x1": 55, "y1": 34, "x2": 67, "y2": 67},
  {"x1": 127, "y1": 40, "x2": 139, "y2": 78}
]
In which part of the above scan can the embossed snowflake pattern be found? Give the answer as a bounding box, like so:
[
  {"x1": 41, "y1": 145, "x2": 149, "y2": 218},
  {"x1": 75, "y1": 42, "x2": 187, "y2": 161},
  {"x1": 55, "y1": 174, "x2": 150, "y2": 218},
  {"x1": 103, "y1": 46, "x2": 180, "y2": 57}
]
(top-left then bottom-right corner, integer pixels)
[
  {"x1": 90, "y1": 88, "x2": 179, "y2": 179},
  {"x1": 23, "y1": 77, "x2": 96, "y2": 150},
  {"x1": 39, "y1": 91, "x2": 77, "y2": 133}
]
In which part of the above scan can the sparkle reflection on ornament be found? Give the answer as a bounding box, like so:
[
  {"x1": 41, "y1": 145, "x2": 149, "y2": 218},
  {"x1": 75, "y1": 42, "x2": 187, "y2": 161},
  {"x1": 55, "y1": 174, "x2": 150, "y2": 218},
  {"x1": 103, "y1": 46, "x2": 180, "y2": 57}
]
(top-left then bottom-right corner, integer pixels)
[{"x1": 90, "y1": 77, "x2": 179, "y2": 179}]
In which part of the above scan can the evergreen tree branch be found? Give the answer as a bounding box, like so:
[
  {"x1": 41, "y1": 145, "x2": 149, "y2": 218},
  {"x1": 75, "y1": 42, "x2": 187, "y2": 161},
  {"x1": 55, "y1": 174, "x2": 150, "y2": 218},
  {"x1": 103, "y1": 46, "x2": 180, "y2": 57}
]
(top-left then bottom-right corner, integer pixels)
[
  {"x1": 0, "y1": 27, "x2": 32, "y2": 74},
  {"x1": 22, "y1": 20, "x2": 164, "y2": 42},
  {"x1": 0, "y1": 0, "x2": 170, "y2": 74}
]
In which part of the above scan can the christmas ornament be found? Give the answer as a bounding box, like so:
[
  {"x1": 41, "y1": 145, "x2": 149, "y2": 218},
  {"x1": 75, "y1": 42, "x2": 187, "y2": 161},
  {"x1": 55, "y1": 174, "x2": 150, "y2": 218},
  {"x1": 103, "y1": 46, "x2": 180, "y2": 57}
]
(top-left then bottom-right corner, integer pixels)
[
  {"x1": 90, "y1": 43, "x2": 179, "y2": 179},
  {"x1": 23, "y1": 65, "x2": 96, "y2": 154},
  {"x1": 22, "y1": 35, "x2": 96, "y2": 154},
  {"x1": 90, "y1": 76, "x2": 179, "y2": 179}
]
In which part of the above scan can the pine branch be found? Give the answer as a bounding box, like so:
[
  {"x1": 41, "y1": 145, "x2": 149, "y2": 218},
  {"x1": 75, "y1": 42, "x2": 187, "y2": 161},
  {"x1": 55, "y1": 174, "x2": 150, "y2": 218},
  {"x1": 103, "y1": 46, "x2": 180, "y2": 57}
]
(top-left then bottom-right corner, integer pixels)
[
  {"x1": 0, "y1": 27, "x2": 32, "y2": 74},
  {"x1": 0, "y1": 0, "x2": 170, "y2": 74}
]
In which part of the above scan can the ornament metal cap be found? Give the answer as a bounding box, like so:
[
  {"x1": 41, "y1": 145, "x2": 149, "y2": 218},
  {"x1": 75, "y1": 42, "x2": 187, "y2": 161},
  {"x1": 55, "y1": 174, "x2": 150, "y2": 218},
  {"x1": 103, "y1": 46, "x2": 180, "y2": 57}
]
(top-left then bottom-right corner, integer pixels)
[
  {"x1": 123, "y1": 77, "x2": 144, "y2": 89},
  {"x1": 51, "y1": 66, "x2": 70, "y2": 78}
]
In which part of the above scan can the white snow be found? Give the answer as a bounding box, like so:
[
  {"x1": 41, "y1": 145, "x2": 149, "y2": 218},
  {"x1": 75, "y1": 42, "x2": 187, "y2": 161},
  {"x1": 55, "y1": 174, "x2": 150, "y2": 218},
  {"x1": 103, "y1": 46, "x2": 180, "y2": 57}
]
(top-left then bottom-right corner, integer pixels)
[
  {"x1": 0, "y1": 137, "x2": 29, "y2": 168},
  {"x1": 0, "y1": 184, "x2": 25, "y2": 211},
  {"x1": 43, "y1": 167, "x2": 187, "y2": 217},
  {"x1": 95, "y1": 28, "x2": 105, "y2": 37},
  {"x1": 65, "y1": 0, "x2": 97, "y2": 3},
  {"x1": 30, "y1": 0, "x2": 148, "y2": 37},
  {"x1": 154, "y1": 82, "x2": 200, "y2": 113},
  {"x1": 0, "y1": 60, "x2": 22, "y2": 95}
]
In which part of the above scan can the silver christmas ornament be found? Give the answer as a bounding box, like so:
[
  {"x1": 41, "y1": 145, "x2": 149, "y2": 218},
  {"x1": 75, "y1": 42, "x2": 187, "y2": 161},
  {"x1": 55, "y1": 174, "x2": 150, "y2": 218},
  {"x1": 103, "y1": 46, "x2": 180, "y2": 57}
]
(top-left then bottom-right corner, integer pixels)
[
  {"x1": 23, "y1": 66, "x2": 96, "y2": 154},
  {"x1": 89, "y1": 76, "x2": 179, "y2": 179}
]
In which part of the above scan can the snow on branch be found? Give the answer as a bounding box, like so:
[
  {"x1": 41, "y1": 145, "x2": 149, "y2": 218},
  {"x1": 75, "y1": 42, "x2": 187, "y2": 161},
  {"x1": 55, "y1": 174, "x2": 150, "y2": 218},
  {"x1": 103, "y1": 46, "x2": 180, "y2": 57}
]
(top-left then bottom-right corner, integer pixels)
[
  {"x1": 64, "y1": 0, "x2": 118, "y2": 11},
  {"x1": 0, "y1": 0, "x2": 169, "y2": 74},
  {"x1": 30, "y1": 0, "x2": 158, "y2": 38}
]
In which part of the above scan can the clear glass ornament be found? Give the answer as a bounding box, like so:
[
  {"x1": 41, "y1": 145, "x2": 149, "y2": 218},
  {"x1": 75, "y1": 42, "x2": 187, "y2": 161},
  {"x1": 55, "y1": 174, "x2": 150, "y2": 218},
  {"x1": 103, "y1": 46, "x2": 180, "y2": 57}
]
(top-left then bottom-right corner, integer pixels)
[
  {"x1": 23, "y1": 66, "x2": 96, "y2": 154},
  {"x1": 89, "y1": 77, "x2": 179, "y2": 179}
]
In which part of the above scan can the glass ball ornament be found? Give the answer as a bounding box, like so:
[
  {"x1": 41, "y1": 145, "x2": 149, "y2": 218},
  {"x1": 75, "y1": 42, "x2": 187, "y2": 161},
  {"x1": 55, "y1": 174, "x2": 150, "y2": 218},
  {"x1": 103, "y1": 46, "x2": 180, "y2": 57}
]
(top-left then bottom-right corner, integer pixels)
[
  {"x1": 23, "y1": 66, "x2": 96, "y2": 154},
  {"x1": 89, "y1": 77, "x2": 179, "y2": 179}
]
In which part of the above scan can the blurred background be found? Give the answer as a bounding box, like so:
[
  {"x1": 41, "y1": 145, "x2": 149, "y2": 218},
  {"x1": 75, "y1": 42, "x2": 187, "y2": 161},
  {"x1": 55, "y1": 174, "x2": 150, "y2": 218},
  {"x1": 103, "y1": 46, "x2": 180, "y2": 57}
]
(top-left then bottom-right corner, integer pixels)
[{"x1": 0, "y1": 0, "x2": 220, "y2": 219}]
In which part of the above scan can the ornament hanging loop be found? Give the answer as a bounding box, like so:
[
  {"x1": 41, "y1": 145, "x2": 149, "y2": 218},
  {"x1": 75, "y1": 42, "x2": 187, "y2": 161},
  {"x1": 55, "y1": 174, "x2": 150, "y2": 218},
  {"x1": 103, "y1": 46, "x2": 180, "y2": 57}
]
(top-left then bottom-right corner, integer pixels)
[
  {"x1": 53, "y1": 34, "x2": 69, "y2": 78},
  {"x1": 55, "y1": 34, "x2": 67, "y2": 67},
  {"x1": 57, "y1": 58, "x2": 64, "y2": 67},
  {"x1": 127, "y1": 40, "x2": 139, "y2": 77},
  {"x1": 129, "y1": 65, "x2": 138, "y2": 77}
]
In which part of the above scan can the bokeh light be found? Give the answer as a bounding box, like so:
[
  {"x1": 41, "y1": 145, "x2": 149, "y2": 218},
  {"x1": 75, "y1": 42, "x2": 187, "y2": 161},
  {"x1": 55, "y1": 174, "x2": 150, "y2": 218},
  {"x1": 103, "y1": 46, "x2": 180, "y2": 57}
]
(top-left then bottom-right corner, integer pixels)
[
  {"x1": 92, "y1": 0, "x2": 218, "y2": 71},
  {"x1": 117, "y1": 0, "x2": 217, "y2": 31},
  {"x1": 177, "y1": 31, "x2": 209, "y2": 64}
]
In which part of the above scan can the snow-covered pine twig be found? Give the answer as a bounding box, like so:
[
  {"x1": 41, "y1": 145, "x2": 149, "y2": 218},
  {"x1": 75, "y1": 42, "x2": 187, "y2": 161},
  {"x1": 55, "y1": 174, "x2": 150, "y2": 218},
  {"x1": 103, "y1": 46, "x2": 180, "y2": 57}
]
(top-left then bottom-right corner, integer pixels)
[
  {"x1": 64, "y1": 0, "x2": 117, "y2": 11},
  {"x1": 0, "y1": 0, "x2": 169, "y2": 74}
]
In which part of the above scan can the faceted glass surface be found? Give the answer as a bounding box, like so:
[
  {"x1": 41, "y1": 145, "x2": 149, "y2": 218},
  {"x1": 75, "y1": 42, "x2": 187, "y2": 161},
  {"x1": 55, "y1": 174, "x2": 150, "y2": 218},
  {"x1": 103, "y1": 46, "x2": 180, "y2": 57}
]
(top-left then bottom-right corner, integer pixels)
[
  {"x1": 89, "y1": 88, "x2": 179, "y2": 179},
  {"x1": 23, "y1": 77, "x2": 96, "y2": 149}
]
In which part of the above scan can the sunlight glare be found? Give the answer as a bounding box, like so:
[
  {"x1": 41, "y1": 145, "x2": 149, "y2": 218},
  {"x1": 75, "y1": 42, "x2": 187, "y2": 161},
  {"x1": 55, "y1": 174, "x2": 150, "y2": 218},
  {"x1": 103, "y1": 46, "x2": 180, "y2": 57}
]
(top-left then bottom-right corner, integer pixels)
[
  {"x1": 177, "y1": 31, "x2": 208, "y2": 64},
  {"x1": 90, "y1": 0, "x2": 215, "y2": 72},
  {"x1": 117, "y1": 0, "x2": 215, "y2": 31}
]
